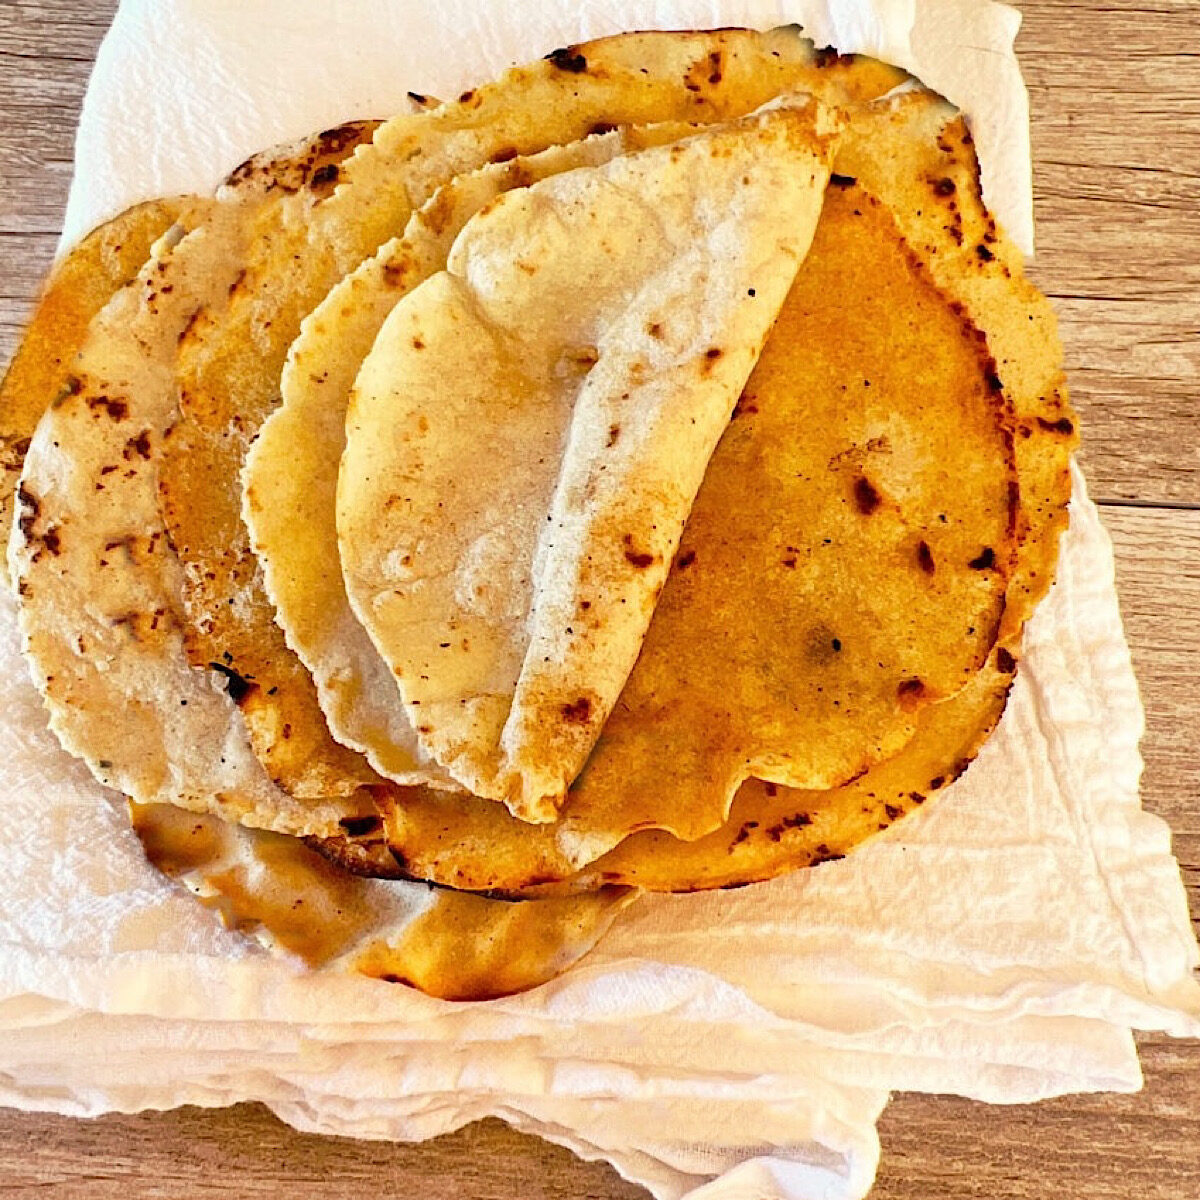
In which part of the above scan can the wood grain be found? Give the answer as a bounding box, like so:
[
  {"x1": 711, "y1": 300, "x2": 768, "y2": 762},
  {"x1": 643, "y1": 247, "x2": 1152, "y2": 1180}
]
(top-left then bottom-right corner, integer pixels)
[
  {"x1": 1019, "y1": 0, "x2": 1200, "y2": 506},
  {"x1": 0, "y1": 1, "x2": 1197, "y2": 1197},
  {"x1": 0, "y1": 1109, "x2": 648, "y2": 1200}
]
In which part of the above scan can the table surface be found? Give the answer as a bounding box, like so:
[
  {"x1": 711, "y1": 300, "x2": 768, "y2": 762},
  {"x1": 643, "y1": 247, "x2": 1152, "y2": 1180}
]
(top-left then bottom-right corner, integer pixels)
[{"x1": 1, "y1": 0, "x2": 1197, "y2": 1195}]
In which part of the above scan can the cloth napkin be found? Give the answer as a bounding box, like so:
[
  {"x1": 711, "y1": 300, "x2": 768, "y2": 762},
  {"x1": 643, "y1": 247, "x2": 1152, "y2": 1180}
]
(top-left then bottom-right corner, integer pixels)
[{"x1": 4, "y1": 2, "x2": 1197, "y2": 1198}]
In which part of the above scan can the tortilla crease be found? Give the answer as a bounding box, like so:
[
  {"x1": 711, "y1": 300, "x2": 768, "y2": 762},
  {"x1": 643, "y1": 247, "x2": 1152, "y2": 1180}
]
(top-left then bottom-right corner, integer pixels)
[
  {"x1": 246, "y1": 124, "x2": 696, "y2": 790},
  {"x1": 130, "y1": 801, "x2": 634, "y2": 1000},
  {"x1": 9, "y1": 128, "x2": 379, "y2": 836},
  {"x1": 0, "y1": 198, "x2": 187, "y2": 585},
  {"x1": 338, "y1": 101, "x2": 840, "y2": 824},
  {"x1": 158, "y1": 28, "x2": 906, "y2": 808},
  {"x1": 327, "y1": 174, "x2": 1017, "y2": 888}
]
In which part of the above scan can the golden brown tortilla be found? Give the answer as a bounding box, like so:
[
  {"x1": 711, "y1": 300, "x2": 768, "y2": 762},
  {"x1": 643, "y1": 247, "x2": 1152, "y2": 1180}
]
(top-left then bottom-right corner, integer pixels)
[
  {"x1": 131, "y1": 801, "x2": 634, "y2": 1000},
  {"x1": 834, "y1": 93, "x2": 1078, "y2": 636},
  {"x1": 0, "y1": 199, "x2": 188, "y2": 585},
  {"x1": 326, "y1": 92, "x2": 1073, "y2": 896}
]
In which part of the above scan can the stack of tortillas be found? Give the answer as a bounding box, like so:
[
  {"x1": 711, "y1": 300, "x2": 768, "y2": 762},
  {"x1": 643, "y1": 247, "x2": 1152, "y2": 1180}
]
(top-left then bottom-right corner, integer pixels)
[{"x1": 1, "y1": 29, "x2": 1076, "y2": 1000}]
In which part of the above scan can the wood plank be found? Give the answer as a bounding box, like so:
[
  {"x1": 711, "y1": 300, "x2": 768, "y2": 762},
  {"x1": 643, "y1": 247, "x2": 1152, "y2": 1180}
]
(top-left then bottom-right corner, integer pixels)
[
  {"x1": 0, "y1": 59, "x2": 92, "y2": 235},
  {"x1": 1105, "y1": 505, "x2": 1200, "y2": 922},
  {"x1": 877, "y1": 1035, "x2": 1200, "y2": 1199},
  {"x1": 0, "y1": 1107, "x2": 646, "y2": 1199},
  {"x1": 0, "y1": 0, "x2": 115, "y2": 60},
  {"x1": 0, "y1": 3, "x2": 114, "y2": 237},
  {"x1": 1018, "y1": 0, "x2": 1200, "y2": 505}
]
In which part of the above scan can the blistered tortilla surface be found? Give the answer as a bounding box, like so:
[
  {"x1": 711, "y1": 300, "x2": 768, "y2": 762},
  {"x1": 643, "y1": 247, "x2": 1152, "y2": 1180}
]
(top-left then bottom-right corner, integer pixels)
[{"x1": 0, "y1": 198, "x2": 186, "y2": 585}]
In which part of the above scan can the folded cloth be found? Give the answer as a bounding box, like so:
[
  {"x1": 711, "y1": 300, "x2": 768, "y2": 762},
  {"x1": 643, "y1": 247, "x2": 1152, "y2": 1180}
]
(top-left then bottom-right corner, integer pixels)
[{"x1": 2, "y1": 3, "x2": 1196, "y2": 1198}]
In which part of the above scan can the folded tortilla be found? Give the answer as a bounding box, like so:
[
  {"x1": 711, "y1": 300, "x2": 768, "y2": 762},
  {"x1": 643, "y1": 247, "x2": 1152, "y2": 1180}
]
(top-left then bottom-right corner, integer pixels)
[
  {"x1": 245, "y1": 125, "x2": 693, "y2": 788},
  {"x1": 337, "y1": 99, "x2": 841, "y2": 822}
]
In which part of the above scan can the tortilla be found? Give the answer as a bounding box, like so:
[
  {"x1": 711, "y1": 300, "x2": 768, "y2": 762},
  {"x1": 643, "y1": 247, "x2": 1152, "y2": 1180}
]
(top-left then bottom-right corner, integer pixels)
[
  {"x1": 543, "y1": 177, "x2": 1013, "y2": 861},
  {"x1": 329, "y1": 171, "x2": 1017, "y2": 888},
  {"x1": 131, "y1": 801, "x2": 633, "y2": 1000},
  {"x1": 9, "y1": 128, "x2": 379, "y2": 836},
  {"x1": 323, "y1": 643, "x2": 1016, "y2": 894},
  {"x1": 570, "y1": 648, "x2": 1016, "y2": 890},
  {"x1": 833, "y1": 93, "x2": 1078, "y2": 636},
  {"x1": 0, "y1": 199, "x2": 187, "y2": 585},
  {"x1": 606, "y1": 93, "x2": 1075, "y2": 891},
  {"x1": 245, "y1": 125, "x2": 693, "y2": 788},
  {"x1": 158, "y1": 28, "x2": 904, "y2": 808},
  {"x1": 337, "y1": 101, "x2": 840, "y2": 823}
]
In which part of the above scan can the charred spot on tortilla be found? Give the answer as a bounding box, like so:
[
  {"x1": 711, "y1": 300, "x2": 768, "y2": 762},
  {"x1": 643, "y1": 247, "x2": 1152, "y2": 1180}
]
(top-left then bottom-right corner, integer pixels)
[
  {"x1": 853, "y1": 476, "x2": 882, "y2": 514},
  {"x1": 546, "y1": 46, "x2": 588, "y2": 73},
  {"x1": 209, "y1": 661, "x2": 256, "y2": 706}
]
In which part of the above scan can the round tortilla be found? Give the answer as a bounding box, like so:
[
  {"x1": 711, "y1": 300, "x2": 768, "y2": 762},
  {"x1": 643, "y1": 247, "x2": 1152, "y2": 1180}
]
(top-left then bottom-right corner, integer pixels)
[{"x1": 323, "y1": 92, "x2": 1075, "y2": 895}]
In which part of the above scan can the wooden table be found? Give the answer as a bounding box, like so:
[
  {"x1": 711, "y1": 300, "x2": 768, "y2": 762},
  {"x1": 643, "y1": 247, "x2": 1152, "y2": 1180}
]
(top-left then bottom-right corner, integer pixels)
[{"x1": 1, "y1": 1, "x2": 1197, "y2": 1195}]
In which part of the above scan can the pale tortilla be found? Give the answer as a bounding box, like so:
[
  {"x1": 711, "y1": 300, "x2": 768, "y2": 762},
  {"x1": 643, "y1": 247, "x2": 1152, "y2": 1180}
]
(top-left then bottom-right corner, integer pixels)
[
  {"x1": 245, "y1": 125, "x2": 693, "y2": 787},
  {"x1": 337, "y1": 100, "x2": 841, "y2": 823}
]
